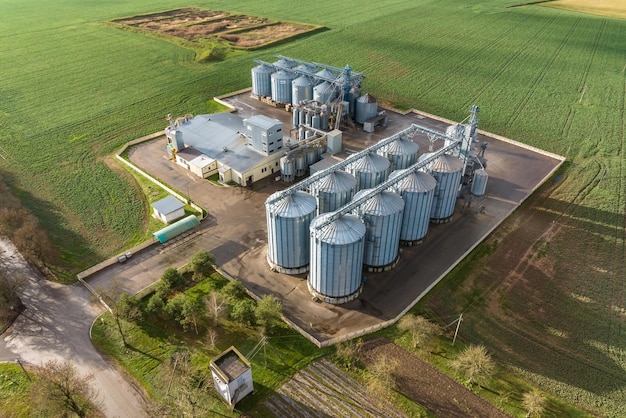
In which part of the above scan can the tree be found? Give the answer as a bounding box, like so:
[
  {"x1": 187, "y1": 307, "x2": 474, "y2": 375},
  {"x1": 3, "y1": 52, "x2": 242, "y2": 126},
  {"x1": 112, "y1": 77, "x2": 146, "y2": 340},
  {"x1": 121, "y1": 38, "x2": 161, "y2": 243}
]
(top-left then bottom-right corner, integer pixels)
[
  {"x1": 366, "y1": 354, "x2": 399, "y2": 401},
  {"x1": 181, "y1": 296, "x2": 206, "y2": 334},
  {"x1": 206, "y1": 328, "x2": 219, "y2": 349},
  {"x1": 0, "y1": 269, "x2": 24, "y2": 323},
  {"x1": 397, "y1": 314, "x2": 440, "y2": 352},
  {"x1": 220, "y1": 279, "x2": 248, "y2": 302},
  {"x1": 146, "y1": 293, "x2": 165, "y2": 316},
  {"x1": 229, "y1": 299, "x2": 256, "y2": 326},
  {"x1": 451, "y1": 344, "x2": 496, "y2": 386},
  {"x1": 255, "y1": 294, "x2": 283, "y2": 335},
  {"x1": 523, "y1": 390, "x2": 547, "y2": 417},
  {"x1": 206, "y1": 291, "x2": 226, "y2": 327},
  {"x1": 161, "y1": 267, "x2": 186, "y2": 291},
  {"x1": 188, "y1": 250, "x2": 214, "y2": 280},
  {"x1": 30, "y1": 360, "x2": 103, "y2": 417},
  {"x1": 97, "y1": 281, "x2": 141, "y2": 347}
]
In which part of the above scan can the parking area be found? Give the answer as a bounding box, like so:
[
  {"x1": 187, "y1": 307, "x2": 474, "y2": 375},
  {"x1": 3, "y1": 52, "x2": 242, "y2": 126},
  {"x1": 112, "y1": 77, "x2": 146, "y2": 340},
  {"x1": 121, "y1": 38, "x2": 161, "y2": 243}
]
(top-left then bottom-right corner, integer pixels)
[{"x1": 121, "y1": 92, "x2": 563, "y2": 345}]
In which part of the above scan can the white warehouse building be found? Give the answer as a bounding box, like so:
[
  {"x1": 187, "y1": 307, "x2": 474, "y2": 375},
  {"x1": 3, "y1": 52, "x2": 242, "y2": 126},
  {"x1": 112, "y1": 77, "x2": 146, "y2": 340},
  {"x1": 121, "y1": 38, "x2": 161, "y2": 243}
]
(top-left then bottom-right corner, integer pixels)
[{"x1": 165, "y1": 112, "x2": 285, "y2": 186}]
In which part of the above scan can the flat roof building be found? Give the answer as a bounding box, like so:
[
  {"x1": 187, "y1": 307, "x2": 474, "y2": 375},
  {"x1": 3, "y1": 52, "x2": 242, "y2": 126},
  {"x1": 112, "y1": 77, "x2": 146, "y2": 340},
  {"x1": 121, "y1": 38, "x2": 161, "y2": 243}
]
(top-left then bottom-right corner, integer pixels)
[{"x1": 210, "y1": 346, "x2": 253, "y2": 408}]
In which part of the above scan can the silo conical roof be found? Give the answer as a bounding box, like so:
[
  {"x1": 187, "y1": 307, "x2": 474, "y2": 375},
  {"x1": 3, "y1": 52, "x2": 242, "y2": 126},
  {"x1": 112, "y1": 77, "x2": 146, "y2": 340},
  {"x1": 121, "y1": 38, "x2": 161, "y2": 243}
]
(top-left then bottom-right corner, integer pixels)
[
  {"x1": 311, "y1": 213, "x2": 366, "y2": 244},
  {"x1": 389, "y1": 170, "x2": 437, "y2": 193},
  {"x1": 347, "y1": 153, "x2": 390, "y2": 173},
  {"x1": 315, "y1": 171, "x2": 357, "y2": 193},
  {"x1": 269, "y1": 191, "x2": 317, "y2": 217},
  {"x1": 357, "y1": 93, "x2": 377, "y2": 103},
  {"x1": 381, "y1": 138, "x2": 419, "y2": 156},
  {"x1": 353, "y1": 190, "x2": 405, "y2": 216},
  {"x1": 429, "y1": 154, "x2": 463, "y2": 173}
]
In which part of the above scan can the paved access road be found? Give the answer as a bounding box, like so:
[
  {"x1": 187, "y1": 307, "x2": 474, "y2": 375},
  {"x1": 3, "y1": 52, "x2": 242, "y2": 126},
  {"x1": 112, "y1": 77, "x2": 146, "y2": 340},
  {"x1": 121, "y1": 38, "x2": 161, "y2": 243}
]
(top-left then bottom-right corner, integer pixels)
[{"x1": 0, "y1": 238, "x2": 148, "y2": 418}]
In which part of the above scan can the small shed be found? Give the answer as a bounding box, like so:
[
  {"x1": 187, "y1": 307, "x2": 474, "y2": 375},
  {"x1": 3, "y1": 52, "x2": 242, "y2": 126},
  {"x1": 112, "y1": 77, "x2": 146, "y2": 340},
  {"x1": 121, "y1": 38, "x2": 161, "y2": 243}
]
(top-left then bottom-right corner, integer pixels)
[
  {"x1": 210, "y1": 346, "x2": 253, "y2": 408},
  {"x1": 151, "y1": 195, "x2": 185, "y2": 224}
]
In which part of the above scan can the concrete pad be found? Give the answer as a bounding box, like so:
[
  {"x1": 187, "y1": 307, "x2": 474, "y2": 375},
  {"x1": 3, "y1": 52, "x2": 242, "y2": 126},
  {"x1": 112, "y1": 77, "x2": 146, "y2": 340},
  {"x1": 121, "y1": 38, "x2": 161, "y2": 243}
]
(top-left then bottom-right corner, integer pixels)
[{"x1": 125, "y1": 91, "x2": 563, "y2": 346}]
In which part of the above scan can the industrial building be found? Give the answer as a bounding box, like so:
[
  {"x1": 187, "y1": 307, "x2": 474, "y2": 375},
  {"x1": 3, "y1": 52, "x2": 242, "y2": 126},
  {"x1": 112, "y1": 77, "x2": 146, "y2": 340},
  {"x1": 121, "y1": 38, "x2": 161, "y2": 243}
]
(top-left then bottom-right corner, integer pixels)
[{"x1": 164, "y1": 112, "x2": 285, "y2": 186}]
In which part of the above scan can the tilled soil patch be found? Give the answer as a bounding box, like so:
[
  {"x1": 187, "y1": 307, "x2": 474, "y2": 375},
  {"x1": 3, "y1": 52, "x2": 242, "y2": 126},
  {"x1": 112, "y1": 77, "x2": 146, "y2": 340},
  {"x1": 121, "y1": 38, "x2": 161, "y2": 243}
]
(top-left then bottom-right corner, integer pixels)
[{"x1": 361, "y1": 338, "x2": 511, "y2": 418}]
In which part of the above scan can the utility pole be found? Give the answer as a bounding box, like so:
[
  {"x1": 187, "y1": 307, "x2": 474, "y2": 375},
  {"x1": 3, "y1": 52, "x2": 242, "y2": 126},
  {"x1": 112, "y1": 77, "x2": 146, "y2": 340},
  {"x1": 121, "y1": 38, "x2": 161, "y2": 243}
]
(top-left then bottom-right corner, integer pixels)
[
  {"x1": 15, "y1": 356, "x2": 31, "y2": 381},
  {"x1": 452, "y1": 313, "x2": 463, "y2": 346}
]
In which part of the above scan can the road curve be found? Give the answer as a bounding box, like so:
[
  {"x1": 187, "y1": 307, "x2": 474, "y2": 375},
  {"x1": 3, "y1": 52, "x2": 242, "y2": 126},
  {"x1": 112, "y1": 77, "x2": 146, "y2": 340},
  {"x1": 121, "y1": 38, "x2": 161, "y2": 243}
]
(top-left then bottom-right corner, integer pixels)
[{"x1": 0, "y1": 239, "x2": 148, "y2": 418}]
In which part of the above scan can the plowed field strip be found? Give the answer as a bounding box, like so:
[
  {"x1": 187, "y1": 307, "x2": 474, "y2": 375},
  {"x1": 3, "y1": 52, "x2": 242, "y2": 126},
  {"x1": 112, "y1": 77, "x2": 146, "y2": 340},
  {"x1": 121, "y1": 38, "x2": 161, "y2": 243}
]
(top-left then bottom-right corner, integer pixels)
[{"x1": 265, "y1": 358, "x2": 406, "y2": 418}]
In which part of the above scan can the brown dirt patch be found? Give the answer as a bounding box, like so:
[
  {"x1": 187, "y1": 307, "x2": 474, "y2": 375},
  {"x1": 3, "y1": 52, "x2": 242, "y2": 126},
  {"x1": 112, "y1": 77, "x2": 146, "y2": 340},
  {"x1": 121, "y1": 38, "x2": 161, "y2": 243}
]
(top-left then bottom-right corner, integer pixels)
[
  {"x1": 361, "y1": 339, "x2": 511, "y2": 418},
  {"x1": 113, "y1": 8, "x2": 319, "y2": 48}
]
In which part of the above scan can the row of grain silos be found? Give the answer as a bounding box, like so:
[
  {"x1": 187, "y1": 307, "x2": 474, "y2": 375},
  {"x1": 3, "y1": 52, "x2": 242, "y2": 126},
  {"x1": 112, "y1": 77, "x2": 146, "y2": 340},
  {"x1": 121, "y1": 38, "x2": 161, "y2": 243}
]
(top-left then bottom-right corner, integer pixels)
[{"x1": 266, "y1": 139, "x2": 469, "y2": 303}]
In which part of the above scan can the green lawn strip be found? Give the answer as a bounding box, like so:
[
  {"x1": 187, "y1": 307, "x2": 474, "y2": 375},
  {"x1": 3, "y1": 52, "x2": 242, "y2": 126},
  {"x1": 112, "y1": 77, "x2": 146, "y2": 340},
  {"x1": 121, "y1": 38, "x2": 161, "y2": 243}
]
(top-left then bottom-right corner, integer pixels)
[{"x1": 0, "y1": 363, "x2": 33, "y2": 417}]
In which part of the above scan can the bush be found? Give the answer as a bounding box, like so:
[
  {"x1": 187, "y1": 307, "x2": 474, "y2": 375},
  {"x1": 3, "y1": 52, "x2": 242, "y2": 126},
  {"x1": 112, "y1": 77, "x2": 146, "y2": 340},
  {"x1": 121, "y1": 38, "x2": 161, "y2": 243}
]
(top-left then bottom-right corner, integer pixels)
[
  {"x1": 161, "y1": 268, "x2": 186, "y2": 291},
  {"x1": 229, "y1": 299, "x2": 256, "y2": 326}
]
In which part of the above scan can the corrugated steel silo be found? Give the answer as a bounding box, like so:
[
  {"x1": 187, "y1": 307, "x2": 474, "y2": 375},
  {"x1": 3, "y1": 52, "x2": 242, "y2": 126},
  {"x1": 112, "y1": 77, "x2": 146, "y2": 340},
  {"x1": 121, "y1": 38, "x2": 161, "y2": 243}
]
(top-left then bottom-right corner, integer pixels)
[
  {"x1": 305, "y1": 146, "x2": 318, "y2": 166},
  {"x1": 251, "y1": 63, "x2": 273, "y2": 97},
  {"x1": 355, "y1": 94, "x2": 378, "y2": 124},
  {"x1": 271, "y1": 70, "x2": 295, "y2": 104},
  {"x1": 471, "y1": 169, "x2": 488, "y2": 196},
  {"x1": 294, "y1": 63, "x2": 316, "y2": 75},
  {"x1": 378, "y1": 138, "x2": 419, "y2": 171},
  {"x1": 309, "y1": 212, "x2": 366, "y2": 304},
  {"x1": 294, "y1": 152, "x2": 306, "y2": 177},
  {"x1": 428, "y1": 154, "x2": 463, "y2": 223},
  {"x1": 313, "y1": 81, "x2": 337, "y2": 104},
  {"x1": 280, "y1": 156, "x2": 294, "y2": 182},
  {"x1": 292, "y1": 107, "x2": 301, "y2": 126},
  {"x1": 345, "y1": 153, "x2": 390, "y2": 191},
  {"x1": 314, "y1": 68, "x2": 337, "y2": 85},
  {"x1": 388, "y1": 170, "x2": 436, "y2": 245},
  {"x1": 292, "y1": 75, "x2": 313, "y2": 105},
  {"x1": 352, "y1": 190, "x2": 405, "y2": 271},
  {"x1": 266, "y1": 191, "x2": 317, "y2": 274},
  {"x1": 310, "y1": 171, "x2": 357, "y2": 215},
  {"x1": 273, "y1": 57, "x2": 296, "y2": 70}
]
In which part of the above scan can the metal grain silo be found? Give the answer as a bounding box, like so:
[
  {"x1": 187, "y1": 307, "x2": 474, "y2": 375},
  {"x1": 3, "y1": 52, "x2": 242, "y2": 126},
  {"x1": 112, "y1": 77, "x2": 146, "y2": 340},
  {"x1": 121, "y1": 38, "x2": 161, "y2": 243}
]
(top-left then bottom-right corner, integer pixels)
[
  {"x1": 292, "y1": 75, "x2": 313, "y2": 105},
  {"x1": 345, "y1": 153, "x2": 390, "y2": 191},
  {"x1": 352, "y1": 190, "x2": 405, "y2": 271},
  {"x1": 428, "y1": 154, "x2": 463, "y2": 223},
  {"x1": 266, "y1": 191, "x2": 317, "y2": 274},
  {"x1": 378, "y1": 138, "x2": 419, "y2": 171},
  {"x1": 294, "y1": 63, "x2": 316, "y2": 75},
  {"x1": 292, "y1": 106, "x2": 301, "y2": 126},
  {"x1": 294, "y1": 152, "x2": 306, "y2": 177},
  {"x1": 314, "y1": 68, "x2": 337, "y2": 85},
  {"x1": 271, "y1": 70, "x2": 295, "y2": 104},
  {"x1": 471, "y1": 169, "x2": 488, "y2": 196},
  {"x1": 251, "y1": 63, "x2": 273, "y2": 97},
  {"x1": 310, "y1": 171, "x2": 357, "y2": 215},
  {"x1": 313, "y1": 81, "x2": 337, "y2": 104},
  {"x1": 388, "y1": 170, "x2": 436, "y2": 245},
  {"x1": 309, "y1": 212, "x2": 366, "y2": 304},
  {"x1": 273, "y1": 57, "x2": 295, "y2": 70},
  {"x1": 355, "y1": 94, "x2": 378, "y2": 124},
  {"x1": 280, "y1": 156, "x2": 294, "y2": 182},
  {"x1": 305, "y1": 146, "x2": 318, "y2": 166}
]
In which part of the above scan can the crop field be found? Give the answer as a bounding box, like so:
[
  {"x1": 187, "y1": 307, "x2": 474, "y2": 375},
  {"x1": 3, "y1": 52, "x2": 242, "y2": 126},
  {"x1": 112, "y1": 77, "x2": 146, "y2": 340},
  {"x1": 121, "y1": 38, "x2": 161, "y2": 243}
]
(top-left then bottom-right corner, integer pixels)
[{"x1": 1, "y1": 0, "x2": 625, "y2": 415}]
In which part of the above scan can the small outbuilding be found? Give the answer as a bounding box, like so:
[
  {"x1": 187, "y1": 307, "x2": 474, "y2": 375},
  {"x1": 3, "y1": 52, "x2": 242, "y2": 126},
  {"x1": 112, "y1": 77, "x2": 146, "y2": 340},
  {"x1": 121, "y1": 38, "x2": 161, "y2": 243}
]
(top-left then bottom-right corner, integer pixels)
[
  {"x1": 210, "y1": 346, "x2": 253, "y2": 408},
  {"x1": 151, "y1": 195, "x2": 185, "y2": 224},
  {"x1": 175, "y1": 147, "x2": 217, "y2": 179}
]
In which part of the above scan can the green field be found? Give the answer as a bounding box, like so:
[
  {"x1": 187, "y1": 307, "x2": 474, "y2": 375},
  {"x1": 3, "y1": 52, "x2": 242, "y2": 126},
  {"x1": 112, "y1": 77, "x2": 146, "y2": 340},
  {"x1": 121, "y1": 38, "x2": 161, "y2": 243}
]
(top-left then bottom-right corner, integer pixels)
[{"x1": 1, "y1": 0, "x2": 625, "y2": 415}]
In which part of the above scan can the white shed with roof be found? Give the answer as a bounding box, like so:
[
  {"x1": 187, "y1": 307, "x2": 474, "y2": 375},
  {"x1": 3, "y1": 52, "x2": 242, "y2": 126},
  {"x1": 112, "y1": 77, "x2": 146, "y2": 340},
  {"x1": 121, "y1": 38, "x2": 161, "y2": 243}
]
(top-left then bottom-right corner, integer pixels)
[
  {"x1": 210, "y1": 346, "x2": 253, "y2": 408},
  {"x1": 151, "y1": 195, "x2": 185, "y2": 224}
]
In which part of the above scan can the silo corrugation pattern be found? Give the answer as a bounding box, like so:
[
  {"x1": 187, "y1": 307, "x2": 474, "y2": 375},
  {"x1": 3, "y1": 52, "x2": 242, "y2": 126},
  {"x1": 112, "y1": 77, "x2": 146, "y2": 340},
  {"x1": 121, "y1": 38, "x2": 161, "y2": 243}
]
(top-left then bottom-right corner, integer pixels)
[
  {"x1": 388, "y1": 170, "x2": 436, "y2": 245},
  {"x1": 428, "y1": 154, "x2": 463, "y2": 223},
  {"x1": 345, "y1": 153, "x2": 390, "y2": 191},
  {"x1": 295, "y1": 153, "x2": 306, "y2": 177},
  {"x1": 313, "y1": 81, "x2": 337, "y2": 104},
  {"x1": 355, "y1": 94, "x2": 378, "y2": 124},
  {"x1": 280, "y1": 156, "x2": 294, "y2": 182},
  {"x1": 353, "y1": 190, "x2": 405, "y2": 271},
  {"x1": 378, "y1": 138, "x2": 419, "y2": 170},
  {"x1": 292, "y1": 75, "x2": 313, "y2": 105},
  {"x1": 271, "y1": 70, "x2": 295, "y2": 104},
  {"x1": 471, "y1": 169, "x2": 488, "y2": 196},
  {"x1": 266, "y1": 191, "x2": 317, "y2": 274},
  {"x1": 251, "y1": 63, "x2": 274, "y2": 97},
  {"x1": 309, "y1": 212, "x2": 366, "y2": 304},
  {"x1": 310, "y1": 171, "x2": 357, "y2": 215}
]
